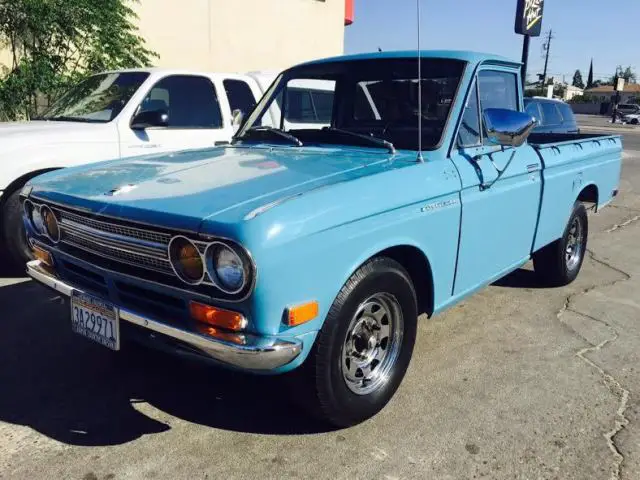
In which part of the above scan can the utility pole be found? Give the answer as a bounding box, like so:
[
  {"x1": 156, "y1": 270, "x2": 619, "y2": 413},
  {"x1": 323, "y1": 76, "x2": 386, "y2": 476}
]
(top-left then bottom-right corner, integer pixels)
[{"x1": 541, "y1": 29, "x2": 553, "y2": 86}]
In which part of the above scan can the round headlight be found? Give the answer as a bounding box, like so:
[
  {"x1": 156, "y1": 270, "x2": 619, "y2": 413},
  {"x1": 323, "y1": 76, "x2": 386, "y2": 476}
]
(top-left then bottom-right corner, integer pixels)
[
  {"x1": 28, "y1": 202, "x2": 46, "y2": 235},
  {"x1": 41, "y1": 205, "x2": 60, "y2": 243},
  {"x1": 206, "y1": 242, "x2": 247, "y2": 294},
  {"x1": 168, "y1": 236, "x2": 204, "y2": 284}
]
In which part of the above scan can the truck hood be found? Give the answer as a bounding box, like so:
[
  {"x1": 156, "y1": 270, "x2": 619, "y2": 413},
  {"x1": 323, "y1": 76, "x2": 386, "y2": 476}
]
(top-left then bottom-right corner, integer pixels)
[{"x1": 30, "y1": 145, "x2": 396, "y2": 232}]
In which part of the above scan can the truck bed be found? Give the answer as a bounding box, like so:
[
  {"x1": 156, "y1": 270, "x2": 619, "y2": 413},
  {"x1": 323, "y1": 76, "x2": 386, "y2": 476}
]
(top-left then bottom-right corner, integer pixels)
[{"x1": 528, "y1": 132, "x2": 616, "y2": 146}]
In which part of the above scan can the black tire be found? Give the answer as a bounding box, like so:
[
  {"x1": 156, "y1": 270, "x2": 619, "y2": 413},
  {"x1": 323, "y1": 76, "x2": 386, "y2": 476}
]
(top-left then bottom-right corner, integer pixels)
[
  {"x1": 533, "y1": 201, "x2": 588, "y2": 287},
  {"x1": 294, "y1": 257, "x2": 418, "y2": 427},
  {"x1": 1, "y1": 188, "x2": 33, "y2": 269}
]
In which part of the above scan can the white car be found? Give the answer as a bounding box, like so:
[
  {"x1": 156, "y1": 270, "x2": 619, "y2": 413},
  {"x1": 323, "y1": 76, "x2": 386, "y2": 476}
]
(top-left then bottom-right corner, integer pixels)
[
  {"x1": 0, "y1": 68, "x2": 336, "y2": 264},
  {"x1": 622, "y1": 113, "x2": 640, "y2": 125}
]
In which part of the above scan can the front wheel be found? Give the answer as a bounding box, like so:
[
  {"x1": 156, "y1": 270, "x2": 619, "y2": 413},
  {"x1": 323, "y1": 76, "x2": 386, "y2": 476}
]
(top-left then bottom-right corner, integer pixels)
[
  {"x1": 533, "y1": 201, "x2": 588, "y2": 286},
  {"x1": 1, "y1": 188, "x2": 34, "y2": 269},
  {"x1": 295, "y1": 257, "x2": 418, "y2": 427}
]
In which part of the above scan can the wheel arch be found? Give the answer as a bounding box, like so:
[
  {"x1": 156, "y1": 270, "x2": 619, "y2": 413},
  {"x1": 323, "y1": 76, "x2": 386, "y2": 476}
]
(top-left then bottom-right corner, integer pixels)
[
  {"x1": 342, "y1": 243, "x2": 435, "y2": 319},
  {"x1": 577, "y1": 183, "x2": 599, "y2": 211}
]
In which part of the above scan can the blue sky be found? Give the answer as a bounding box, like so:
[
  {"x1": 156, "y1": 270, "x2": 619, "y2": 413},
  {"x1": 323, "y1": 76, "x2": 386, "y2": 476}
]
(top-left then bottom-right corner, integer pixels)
[{"x1": 344, "y1": 0, "x2": 639, "y2": 84}]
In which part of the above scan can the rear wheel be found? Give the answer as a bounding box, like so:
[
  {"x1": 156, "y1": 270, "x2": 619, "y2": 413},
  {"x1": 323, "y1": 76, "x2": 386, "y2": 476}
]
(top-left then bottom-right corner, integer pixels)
[
  {"x1": 1, "y1": 188, "x2": 33, "y2": 269},
  {"x1": 533, "y1": 201, "x2": 588, "y2": 286},
  {"x1": 295, "y1": 257, "x2": 418, "y2": 427}
]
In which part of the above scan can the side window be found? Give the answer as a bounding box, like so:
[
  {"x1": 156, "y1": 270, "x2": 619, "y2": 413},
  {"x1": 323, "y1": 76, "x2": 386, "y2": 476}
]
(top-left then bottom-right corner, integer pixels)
[
  {"x1": 540, "y1": 102, "x2": 562, "y2": 126},
  {"x1": 138, "y1": 75, "x2": 222, "y2": 128},
  {"x1": 558, "y1": 103, "x2": 576, "y2": 125},
  {"x1": 457, "y1": 82, "x2": 481, "y2": 147},
  {"x1": 525, "y1": 101, "x2": 541, "y2": 124},
  {"x1": 277, "y1": 79, "x2": 336, "y2": 128},
  {"x1": 478, "y1": 70, "x2": 518, "y2": 145},
  {"x1": 223, "y1": 79, "x2": 257, "y2": 116}
]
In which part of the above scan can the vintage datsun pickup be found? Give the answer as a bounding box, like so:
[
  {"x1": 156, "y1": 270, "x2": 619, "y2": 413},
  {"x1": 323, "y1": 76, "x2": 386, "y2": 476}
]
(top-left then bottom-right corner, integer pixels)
[{"x1": 22, "y1": 51, "x2": 622, "y2": 427}]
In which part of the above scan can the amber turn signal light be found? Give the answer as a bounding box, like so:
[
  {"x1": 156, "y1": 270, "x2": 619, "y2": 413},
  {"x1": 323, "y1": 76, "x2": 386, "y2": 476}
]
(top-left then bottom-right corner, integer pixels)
[
  {"x1": 286, "y1": 301, "x2": 319, "y2": 326},
  {"x1": 189, "y1": 301, "x2": 247, "y2": 331},
  {"x1": 33, "y1": 245, "x2": 54, "y2": 268}
]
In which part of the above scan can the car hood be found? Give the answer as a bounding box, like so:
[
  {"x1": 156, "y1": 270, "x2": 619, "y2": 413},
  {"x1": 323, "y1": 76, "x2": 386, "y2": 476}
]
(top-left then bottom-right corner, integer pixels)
[
  {"x1": 29, "y1": 145, "x2": 397, "y2": 232},
  {"x1": 0, "y1": 120, "x2": 110, "y2": 151}
]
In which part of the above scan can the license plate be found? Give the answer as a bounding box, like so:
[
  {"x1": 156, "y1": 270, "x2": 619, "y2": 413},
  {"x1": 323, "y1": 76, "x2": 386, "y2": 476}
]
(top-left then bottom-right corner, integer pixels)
[{"x1": 70, "y1": 291, "x2": 120, "y2": 351}]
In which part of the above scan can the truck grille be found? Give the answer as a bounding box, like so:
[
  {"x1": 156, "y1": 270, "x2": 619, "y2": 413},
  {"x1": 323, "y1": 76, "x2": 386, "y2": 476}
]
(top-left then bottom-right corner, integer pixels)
[{"x1": 53, "y1": 206, "x2": 175, "y2": 275}]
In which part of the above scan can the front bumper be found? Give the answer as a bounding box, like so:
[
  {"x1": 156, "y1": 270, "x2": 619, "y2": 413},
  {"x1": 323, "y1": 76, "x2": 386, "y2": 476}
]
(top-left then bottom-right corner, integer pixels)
[{"x1": 26, "y1": 259, "x2": 302, "y2": 371}]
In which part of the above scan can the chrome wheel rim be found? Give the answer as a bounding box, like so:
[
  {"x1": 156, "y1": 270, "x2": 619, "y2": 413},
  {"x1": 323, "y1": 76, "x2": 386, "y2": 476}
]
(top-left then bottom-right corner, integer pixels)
[
  {"x1": 566, "y1": 216, "x2": 584, "y2": 271},
  {"x1": 341, "y1": 293, "x2": 404, "y2": 395}
]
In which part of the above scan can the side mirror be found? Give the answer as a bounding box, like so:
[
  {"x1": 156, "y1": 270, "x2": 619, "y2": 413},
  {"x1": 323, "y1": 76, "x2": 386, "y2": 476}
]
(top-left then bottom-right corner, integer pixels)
[
  {"x1": 231, "y1": 109, "x2": 244, "y2": 131},
  {"x1": 130, "y1": 109, "x2": 169, "y2": 130},
  {"x1": 482, "y1": 108, "x2": 537, "y2": 147}
]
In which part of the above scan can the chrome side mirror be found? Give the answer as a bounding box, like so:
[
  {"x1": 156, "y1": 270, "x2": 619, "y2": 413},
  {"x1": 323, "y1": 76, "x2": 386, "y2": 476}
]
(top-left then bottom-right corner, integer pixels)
[
  {"x1": 482, "y1": 108, "x2": 537, "y2": 147},
  {"x1": 231, "y1": 109, "x2": 244, "y2": 131}
]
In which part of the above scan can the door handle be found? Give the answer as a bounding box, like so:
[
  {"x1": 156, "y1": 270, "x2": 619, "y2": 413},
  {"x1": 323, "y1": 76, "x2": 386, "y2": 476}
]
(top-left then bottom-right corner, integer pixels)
[{"x1": 215, "y1": 141, "x2": 230, "y2": 146}]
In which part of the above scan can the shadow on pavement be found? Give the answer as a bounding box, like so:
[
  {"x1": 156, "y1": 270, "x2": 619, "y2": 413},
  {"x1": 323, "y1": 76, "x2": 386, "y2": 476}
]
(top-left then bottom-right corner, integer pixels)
[
  {"x1": 0, "y1": 281, "x2": 332, "y2": 447},
  {"x1": 491, "y1": 267, "x2": 548, "y2": 289}
]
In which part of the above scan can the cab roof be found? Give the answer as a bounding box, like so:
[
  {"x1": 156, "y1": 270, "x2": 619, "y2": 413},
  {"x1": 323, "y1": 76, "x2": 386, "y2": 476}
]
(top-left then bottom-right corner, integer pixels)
[{"x1": 298, "y1": 50, "x2": 519, "y2": 69}]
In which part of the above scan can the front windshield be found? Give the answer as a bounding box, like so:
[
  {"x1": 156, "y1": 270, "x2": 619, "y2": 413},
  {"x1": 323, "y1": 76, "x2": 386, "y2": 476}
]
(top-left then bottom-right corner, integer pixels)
[
  {"x1": 236, "y1": 58, "x2": 466, "y2": 151},
  {"x1": 41, "y1": 72, "x2": 150, "y2": 123}
]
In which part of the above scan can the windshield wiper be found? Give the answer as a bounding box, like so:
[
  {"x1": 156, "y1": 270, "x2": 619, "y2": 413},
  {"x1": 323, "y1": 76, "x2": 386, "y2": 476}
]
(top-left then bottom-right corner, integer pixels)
[
  {"x1": 242, "y1": 126, "x2": 303, "y2": 147},
  {"x1": 323, "y1": 127, "x2": 396, "y2": 154}
]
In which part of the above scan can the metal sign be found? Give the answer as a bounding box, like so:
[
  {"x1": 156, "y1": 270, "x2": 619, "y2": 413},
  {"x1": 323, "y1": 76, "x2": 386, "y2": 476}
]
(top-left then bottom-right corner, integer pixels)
[
  {"x1": 615, "y1": 78, "x2": 625, "y2": 92},
  {"x1": 515, "y1": 0, "x2": 545, "y2": 37}
]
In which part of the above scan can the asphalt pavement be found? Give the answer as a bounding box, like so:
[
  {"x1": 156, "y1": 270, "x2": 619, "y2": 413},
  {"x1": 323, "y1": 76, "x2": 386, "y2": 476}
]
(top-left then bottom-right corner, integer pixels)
[{"x1": 2, "y1": 121, "x2": 640, "y2": 479}]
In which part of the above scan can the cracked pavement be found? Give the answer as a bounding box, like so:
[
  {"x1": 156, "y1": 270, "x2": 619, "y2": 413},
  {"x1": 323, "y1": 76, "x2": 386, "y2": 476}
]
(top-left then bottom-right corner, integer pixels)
[{"x1": 1, "y1": 128, "x2": 640, "y2": 479}]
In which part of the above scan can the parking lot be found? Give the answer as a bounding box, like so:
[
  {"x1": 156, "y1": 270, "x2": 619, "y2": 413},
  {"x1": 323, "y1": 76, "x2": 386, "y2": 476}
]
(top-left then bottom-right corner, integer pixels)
[{"x1": 2, "y1": 124, "x2": 640, "y2": 480}]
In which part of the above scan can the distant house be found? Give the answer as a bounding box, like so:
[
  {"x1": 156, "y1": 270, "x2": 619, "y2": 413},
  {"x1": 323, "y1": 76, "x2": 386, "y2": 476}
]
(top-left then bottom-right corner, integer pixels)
[
  {"x1": 583, "y1": 84, "x2": 640, "y2": 104},
  {"x1": 564, "y1": 85, "x2": 584, "y2": 102}
]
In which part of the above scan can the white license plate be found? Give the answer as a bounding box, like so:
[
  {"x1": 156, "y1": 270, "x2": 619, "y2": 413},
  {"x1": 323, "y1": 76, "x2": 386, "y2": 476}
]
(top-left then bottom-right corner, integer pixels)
[{"x1": 70, "y1": 291, "x2": 120, "y2": 351}]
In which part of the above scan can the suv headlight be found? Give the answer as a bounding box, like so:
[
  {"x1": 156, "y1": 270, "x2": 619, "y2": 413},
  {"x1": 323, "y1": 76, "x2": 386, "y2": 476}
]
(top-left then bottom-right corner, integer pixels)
[{"x1": 205, "y1": 241, "x2": 248, "y2": 294}]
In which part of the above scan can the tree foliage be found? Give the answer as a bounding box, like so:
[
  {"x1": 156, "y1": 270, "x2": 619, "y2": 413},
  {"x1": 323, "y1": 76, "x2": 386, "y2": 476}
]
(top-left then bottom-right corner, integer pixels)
[
  {"x1": 0, "y1": 0, "x2": 157, "y2": 121},
  {"x1": 586, "y1": 59, "x2": 594, "y2": 89},
  {"x1": 572, "y1": 69, "x2": 584, "y2": 89},
  {"x1": 611, "y1": 65, "x2": 637, "y2": 86}
]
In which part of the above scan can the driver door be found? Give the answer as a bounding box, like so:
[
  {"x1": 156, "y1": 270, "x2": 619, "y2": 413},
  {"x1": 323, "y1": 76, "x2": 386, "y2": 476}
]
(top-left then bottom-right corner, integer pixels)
[
  {"x1": 118, "y1": 74, "x2": 233, "y2": 156},
  {"x1": 450, "y1": 68, "x2": 542, "y2": 297}
]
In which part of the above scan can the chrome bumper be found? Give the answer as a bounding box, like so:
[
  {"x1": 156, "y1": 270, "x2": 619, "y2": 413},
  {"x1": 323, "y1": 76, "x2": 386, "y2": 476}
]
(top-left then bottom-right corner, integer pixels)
[{"x1": 26, "y1": 260, "x2": 302, "y2": 371}]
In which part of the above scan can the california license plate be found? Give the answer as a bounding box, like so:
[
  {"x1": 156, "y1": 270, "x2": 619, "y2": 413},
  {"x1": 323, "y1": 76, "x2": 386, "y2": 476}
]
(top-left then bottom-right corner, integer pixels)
[{"x1": 70, "y1": 291, "x2": 120, "y2": 350}]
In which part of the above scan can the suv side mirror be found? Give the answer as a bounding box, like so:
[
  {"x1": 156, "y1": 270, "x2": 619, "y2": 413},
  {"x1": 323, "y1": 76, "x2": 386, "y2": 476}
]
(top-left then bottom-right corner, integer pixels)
[
  {"x1": 131, "y1": 109, "x2": 169, "y2": 130},
  {"x1": 482, "y1": 108, "x2": 537, "y2": 147},
  {"x1": 231, "y1": 109, "x2": 244, "y2": 131}
]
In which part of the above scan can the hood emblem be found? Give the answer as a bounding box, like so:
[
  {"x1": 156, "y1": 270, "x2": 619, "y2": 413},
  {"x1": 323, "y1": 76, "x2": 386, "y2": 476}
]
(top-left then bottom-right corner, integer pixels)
[{"x1": 105, "y1": 184, "x2": 137, "y2": 196}]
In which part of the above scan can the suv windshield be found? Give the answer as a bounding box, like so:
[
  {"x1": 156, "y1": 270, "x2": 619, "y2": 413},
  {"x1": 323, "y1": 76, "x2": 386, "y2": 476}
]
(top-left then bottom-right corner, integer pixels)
[
  {"x1": 235, "y1": 58, "x2": 466, "y2": 151},
  {"x1": 41, "y1": 72, "x2": 150, "y2": 123}
]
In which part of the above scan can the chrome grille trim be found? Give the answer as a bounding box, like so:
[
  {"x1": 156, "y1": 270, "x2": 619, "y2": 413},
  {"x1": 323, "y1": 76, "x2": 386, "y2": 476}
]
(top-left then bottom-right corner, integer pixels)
[
  {"x1": 55, "y1": 208, "x2": 172, "y2": 245},
  {"x1": 63, "y1": 233, "x2": 174, "y2": 274},
  {"x1": 60, "y1": 219, "x2": 168, "y2": 258}
]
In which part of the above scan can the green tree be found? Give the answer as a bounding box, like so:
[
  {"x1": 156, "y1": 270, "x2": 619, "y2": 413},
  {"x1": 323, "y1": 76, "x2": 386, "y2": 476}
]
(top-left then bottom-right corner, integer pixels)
[
  {"x1": 610, "y1": 65, "x2": 637, "y2": 86},
  {"x1": 572, "y1": 69, "x2": 585, "y2": 89},
  {"x1": 0, "y1": 0, "x2": 157, "y2": 121}
]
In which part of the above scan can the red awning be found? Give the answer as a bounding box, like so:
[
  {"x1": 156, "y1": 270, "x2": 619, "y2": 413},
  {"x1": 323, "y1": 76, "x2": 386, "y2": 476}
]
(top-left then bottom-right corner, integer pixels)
[{"x1": 345, "y1": 0, "x2": 354, "y2": 25}]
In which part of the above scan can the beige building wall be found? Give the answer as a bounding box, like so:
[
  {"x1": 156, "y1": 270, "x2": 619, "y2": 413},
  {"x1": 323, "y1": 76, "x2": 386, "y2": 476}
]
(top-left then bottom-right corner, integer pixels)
[
  {"x1": 134, "y1": 0, "x2": 346, "y2": 73},
  {"x1": 0, "y1": 0, "x2": 346, "y2": 74}
]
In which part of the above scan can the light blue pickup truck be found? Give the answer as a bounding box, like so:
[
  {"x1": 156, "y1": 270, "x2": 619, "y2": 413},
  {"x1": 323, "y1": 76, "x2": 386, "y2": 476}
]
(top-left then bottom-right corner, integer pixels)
[{"x1": 22, "y1": 51, "x2": 622, "y2": 427}]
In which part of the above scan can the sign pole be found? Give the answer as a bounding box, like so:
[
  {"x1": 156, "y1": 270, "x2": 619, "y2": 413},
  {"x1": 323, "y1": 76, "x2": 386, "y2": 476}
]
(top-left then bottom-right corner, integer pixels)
[{"x1": 521, "y1": 35, "x2": 530, "y2": 89}]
